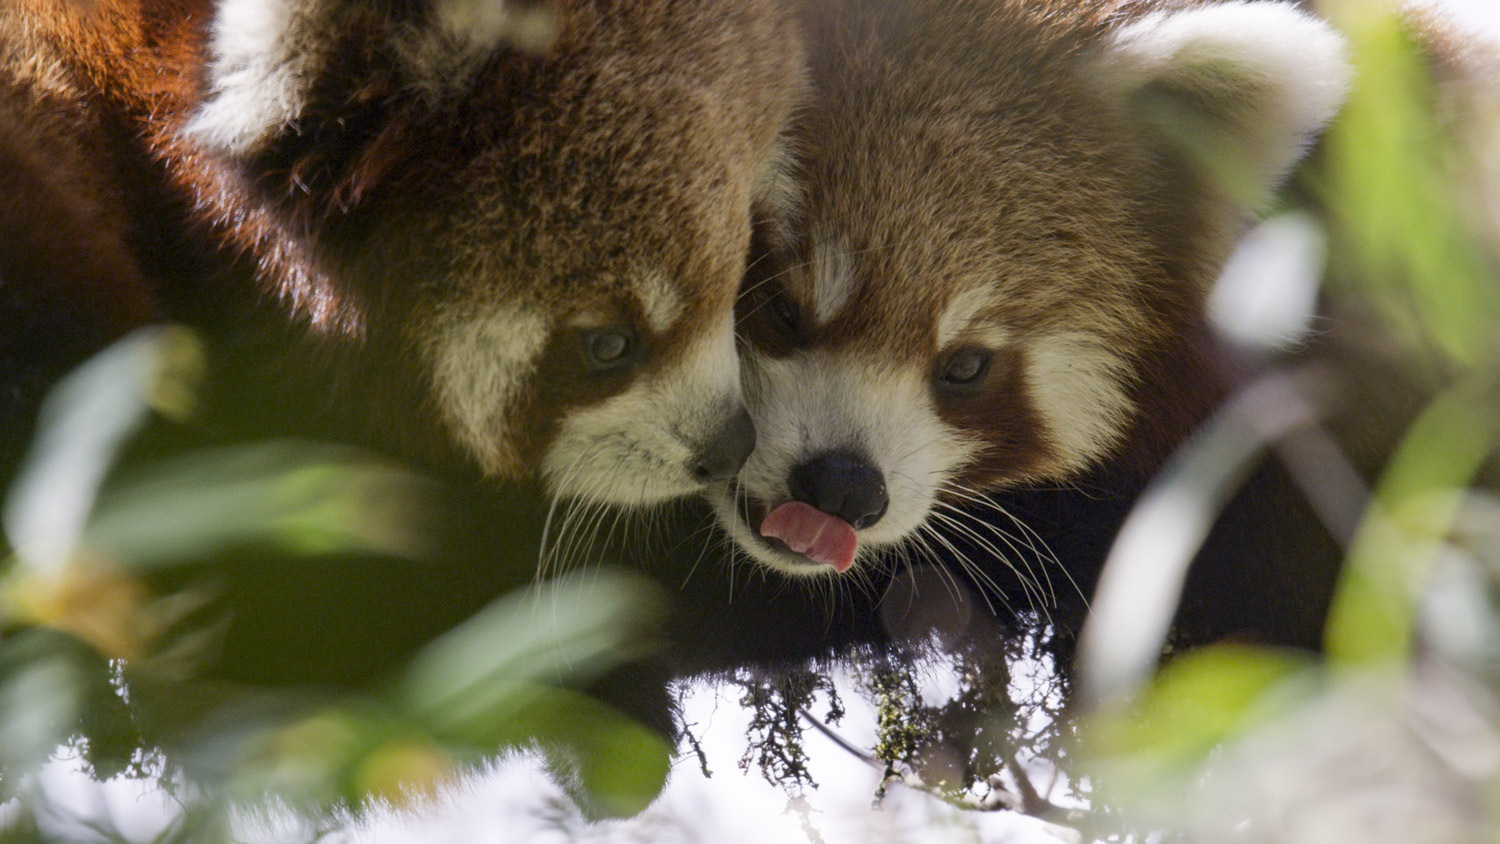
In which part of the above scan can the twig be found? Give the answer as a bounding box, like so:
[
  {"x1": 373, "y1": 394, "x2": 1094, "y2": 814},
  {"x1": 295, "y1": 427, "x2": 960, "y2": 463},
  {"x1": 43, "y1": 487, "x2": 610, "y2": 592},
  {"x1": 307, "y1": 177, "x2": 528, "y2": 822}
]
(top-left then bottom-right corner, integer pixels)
[
  {"x1": 1003, "y1": 752, "x2": 1065, "y2": 819},
  {"x1": 797, "y1": 706, "x2": 878, "y2": 767}
]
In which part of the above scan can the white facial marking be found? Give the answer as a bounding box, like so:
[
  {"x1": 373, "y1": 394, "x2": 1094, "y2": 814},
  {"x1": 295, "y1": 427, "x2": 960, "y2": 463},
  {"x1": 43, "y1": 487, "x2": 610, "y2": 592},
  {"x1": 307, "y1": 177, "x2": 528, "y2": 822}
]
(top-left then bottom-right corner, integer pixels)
[
  {"x1": 1025, "y1": 332, "x2": 1134, "y2": 474},
  {"x1": 1101, "y1": 1, "x2": 1350, "y2": 192},
  {"x1": 717, "y1": 331, "x2": 1136, "y2": 577},
  {"x1": 542, "y1": 311, "x2": 743, "y2": 505},
  {"x1": 938, "y1": 286, "x2": 1010, "y2": 349},
  {"x1": 424, "y1": 304, "x2": 550, "y2": 476},
  {"x1": 186, "y1": 0, "x2": 335, "y2": 154},
  {"x1": 810, "y1": 236, "x2": 858, "y2": 325},
  {"x1": 637, "y1": 269, "x2": 685, "y2": 334},
  {"x1": 718, "y1": 352, "x2": 978, "y2": 577}
]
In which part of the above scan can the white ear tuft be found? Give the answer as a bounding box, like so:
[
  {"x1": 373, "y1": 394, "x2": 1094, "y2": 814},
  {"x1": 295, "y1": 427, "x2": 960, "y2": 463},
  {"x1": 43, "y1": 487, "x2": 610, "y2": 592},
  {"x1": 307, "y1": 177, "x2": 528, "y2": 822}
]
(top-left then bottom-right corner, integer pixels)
[
  {"x1": 399, "y1": 0, "x2": 557, "y2": 96},
  {"x1": 185, "y1": 0, "x2": 334, "y2": 155},
  {"x1": 1098, "y1": 1, "x2": 1352, "y2": 206},
  {"x1": 432, "y1": 0, "x2": 556, "y2": 53}
]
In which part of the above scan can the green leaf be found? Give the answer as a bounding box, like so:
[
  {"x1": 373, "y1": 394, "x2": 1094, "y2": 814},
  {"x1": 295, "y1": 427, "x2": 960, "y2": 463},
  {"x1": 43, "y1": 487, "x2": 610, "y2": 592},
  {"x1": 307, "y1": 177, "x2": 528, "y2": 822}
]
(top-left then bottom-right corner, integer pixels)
[
  {"x1": 0, "y1": 630, "x2": 105, "y2": 791},
  {"x1": 1326, "y1": 382, "x2": 1500, "y2": 665},
  {"x1": 3, "y1": 327, "x2": 204, "y2": 574},
  {"x1": 1319, "y1": 7, "x2": 1500, "y2": 366},
  {"x1": 519, "y1": 685, "x2": 673, "y2": 819},
  {"x1": 83, "y1": 442, "x2": 444, "y2": 567},
  {"x1": 1083, "y1": 643, "x2": 1311, "y2": 794},
  {"x1": 394, "y1": 568, "x2": 663, "y2": 745}
]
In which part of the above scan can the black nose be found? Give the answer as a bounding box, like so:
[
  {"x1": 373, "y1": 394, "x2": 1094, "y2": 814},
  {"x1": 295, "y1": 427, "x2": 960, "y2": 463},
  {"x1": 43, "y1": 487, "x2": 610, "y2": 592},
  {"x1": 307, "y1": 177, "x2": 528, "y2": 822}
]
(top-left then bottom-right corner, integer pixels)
[
  {"x1": 787, "y1": 451, "x2": 888, "y2": 530},
  {"x1": 690, "y1": 409, "x2": 756, "y2": 483}
]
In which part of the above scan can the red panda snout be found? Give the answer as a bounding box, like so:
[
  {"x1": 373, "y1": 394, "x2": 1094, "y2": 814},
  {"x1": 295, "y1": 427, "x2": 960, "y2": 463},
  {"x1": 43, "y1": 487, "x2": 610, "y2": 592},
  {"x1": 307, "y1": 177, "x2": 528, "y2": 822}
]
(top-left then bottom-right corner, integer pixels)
[
  {"x1": 787, "y1": 451, "x2": 888, "y2": 531},
  {"x1": 691, "y1": 409, "x2": 757, "y2": 484},
  {"x1": 708, "y1": 351, "x2": 971, "y2": 577},
  {"x1": 541, "y1": 317, "x2": 751, "y2": 506}
]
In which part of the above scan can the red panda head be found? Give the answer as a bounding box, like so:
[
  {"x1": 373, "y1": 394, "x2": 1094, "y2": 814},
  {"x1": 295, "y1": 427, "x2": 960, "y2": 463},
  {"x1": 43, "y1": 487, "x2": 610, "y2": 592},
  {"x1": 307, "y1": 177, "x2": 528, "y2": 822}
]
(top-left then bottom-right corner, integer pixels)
[
  {"x1": 176, "y1": 0, "x2": 804, "y2": 506},
  {"x1": 709, "y1": 0, "x2": 1349, "y2": 577}
]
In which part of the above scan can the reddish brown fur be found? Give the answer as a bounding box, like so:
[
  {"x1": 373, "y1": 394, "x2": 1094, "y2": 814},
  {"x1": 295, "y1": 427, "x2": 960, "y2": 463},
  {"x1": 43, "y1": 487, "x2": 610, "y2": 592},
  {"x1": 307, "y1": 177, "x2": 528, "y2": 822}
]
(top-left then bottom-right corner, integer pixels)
[
  {"x1": 0, "y1": 72, "x2": 156, "y2": 340},
  {"x1": 2, "y1": 0, "x2": 804, "y2": 488},
  {"x1": 0, "y1": 12, "x2": 160, "y2": 466},
  {"x1": 714, "y1": 0, "x2": 1350, "y2": 577}
]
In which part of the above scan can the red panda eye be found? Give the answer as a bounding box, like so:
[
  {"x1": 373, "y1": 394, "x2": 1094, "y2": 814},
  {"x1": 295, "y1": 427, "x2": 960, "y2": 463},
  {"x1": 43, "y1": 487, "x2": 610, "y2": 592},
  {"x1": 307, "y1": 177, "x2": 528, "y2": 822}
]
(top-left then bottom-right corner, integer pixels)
[
  {"x1": 767, "y1": 288, "x2": 800, "y2": 338},
  {"x1": 938, "y1": 347, "x2": 992, "y2": 390},
  {"x1": 580, "y1": 326, "x2": 638, "y2": 371}
]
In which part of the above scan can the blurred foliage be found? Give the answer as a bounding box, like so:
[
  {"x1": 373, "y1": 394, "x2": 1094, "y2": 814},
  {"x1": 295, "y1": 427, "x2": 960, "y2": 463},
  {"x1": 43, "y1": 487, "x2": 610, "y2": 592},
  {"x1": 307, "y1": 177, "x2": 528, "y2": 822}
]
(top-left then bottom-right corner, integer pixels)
[
  {"x1": 1327, "y1": 381, "x2": 1499, "y2": 664},
  {"x1": 1321, "y1": 3, "x2": 1500, "y2": 367},
  {"x1": 0, "y1": 327, "x2": 671, "y2": 840},
  {"x1": 1072, "y1": 4, "x2": 1500, "y2": 842}
]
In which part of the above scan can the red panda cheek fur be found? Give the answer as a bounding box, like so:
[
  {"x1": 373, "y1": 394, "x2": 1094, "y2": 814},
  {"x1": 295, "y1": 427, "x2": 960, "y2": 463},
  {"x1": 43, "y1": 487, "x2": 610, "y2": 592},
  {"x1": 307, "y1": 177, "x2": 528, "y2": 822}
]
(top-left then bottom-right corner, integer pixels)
[{"x1": 935, "y1": 347, "x2": 1057, "y2": 489}]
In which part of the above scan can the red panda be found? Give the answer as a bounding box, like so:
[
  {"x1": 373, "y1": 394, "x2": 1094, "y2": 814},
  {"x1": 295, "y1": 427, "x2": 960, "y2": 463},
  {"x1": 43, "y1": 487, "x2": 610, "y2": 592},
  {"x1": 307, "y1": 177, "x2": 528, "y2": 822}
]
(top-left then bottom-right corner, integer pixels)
[
  {"x1": 0, "y1": 22, "x2": 158, "y2": 474},
  {"x1": 0, "y1": 0, "x2": 805, "y2": 505},
  {"x1": 709, "y1": 0, "x2": 1352, "y2": 580}
]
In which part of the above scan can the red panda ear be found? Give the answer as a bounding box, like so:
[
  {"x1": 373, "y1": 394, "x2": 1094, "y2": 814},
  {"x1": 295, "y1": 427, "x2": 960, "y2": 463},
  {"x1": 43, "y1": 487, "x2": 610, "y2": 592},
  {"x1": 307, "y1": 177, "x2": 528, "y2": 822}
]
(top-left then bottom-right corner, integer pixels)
[
  {"x1": 1091, "y1": 1, "x2": 1352, "y2": 209},
  {"x1": 186, "y1": 0, "x2": 557, "y2": 157},
  {"x1": 184, "y1": 0, "x2": 342, "y2": 156},
  {"x1": 396, "y1": 0, "x2": 558, "y2": 98}
]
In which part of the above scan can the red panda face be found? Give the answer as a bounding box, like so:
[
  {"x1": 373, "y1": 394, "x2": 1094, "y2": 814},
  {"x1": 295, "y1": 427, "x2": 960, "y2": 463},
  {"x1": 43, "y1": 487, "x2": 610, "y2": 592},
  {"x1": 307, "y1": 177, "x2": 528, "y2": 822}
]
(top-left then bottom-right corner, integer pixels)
[
  {"x1": 415, "y1": 259, "x2": 754, "y2": 505},
  {"x1": 174, "y1": 0, "x2": 804, "y2": 506},
  {"x1": 398, "y1": 96, "x2": 773, "y2": 504},
  {"x1": 708, "y1": 0, "x2": 1349, "y2": 577}
]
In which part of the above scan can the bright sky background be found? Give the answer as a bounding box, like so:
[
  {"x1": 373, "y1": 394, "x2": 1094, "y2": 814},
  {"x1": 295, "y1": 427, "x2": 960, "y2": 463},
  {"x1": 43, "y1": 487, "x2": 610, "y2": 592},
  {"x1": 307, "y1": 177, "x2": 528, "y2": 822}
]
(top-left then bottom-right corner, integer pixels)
[
  {"x1": 26, "y1": 665, "x2": 1074, "y2": 844},
  {"x1": 15, "y1": 2, "x2": 1500, "y2": 842},
  {"x1": 1424, "y1": 0, "x2": 1500, "y2": 35}
]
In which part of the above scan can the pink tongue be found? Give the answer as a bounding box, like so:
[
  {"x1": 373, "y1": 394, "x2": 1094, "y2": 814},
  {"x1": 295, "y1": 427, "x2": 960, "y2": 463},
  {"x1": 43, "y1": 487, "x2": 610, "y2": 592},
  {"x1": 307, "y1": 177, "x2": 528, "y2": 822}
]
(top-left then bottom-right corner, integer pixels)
[{"x1": 759, "y1": 501, "x2": 858, "y2": 572}]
